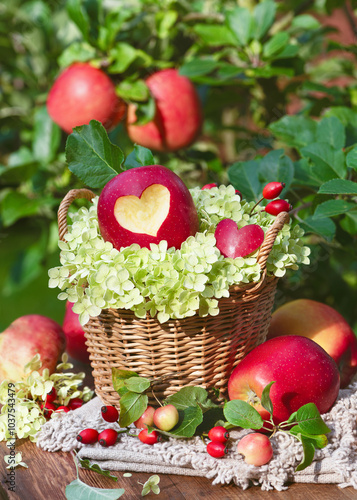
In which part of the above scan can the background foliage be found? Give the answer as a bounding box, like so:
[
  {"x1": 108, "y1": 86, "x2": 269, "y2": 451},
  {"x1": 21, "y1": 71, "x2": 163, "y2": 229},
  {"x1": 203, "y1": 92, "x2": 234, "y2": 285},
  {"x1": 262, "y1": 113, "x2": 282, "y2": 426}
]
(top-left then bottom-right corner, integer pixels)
[{"x1": 0, "y1": 0, "x2": 356, "y2": 332}]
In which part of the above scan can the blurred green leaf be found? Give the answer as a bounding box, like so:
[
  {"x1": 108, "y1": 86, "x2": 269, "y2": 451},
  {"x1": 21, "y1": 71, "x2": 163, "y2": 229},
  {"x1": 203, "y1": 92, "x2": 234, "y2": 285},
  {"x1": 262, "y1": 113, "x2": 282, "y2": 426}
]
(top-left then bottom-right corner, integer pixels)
[
  {"x1": 316, "y1": 116, "x2": 345, "y2": 150},
  {"x1": 33, "y1": 106, "x2": 61, "y2": 163},
  {"x1": 156, "y1": 11, "x2": 178, "y2": 40},
  {"x1": 301, "y1": 143, "x2": 346, "y2": 182},
  {"x1": 58, "y1": 42, "x2": 97, "y2": 68},
  {"x1": 124, "y1": 145, "x2": 155, "y2": 170},
  {"x1": 1, "y1": 191, "x2": 41, "y2": 227},
  {"x1": 291, "y1": 15, "x2": 321, "y2": 31},
  {"x1": 108, "y1": 43, "x2": 139, "y2": 74},
  {"x1": 193, "y1": 24, "x2": 238, "y2": 47},
  {"x1": 269, "y1": 116, "x2": 318, "y2": 149},
  {"x1": 225, "y1": 7, "x2": 252, "y2": 46},
  {"x1": 313, "y1": 200, "x2": 356, "y2": 219},
  {"x1": 253, "y1": 1, "x2": 276, "y2": 40},
  {"x1": 179, "y1": 59, "x2": 219, "y2": 78},
  {"x1": 318, "y1": 179, "x2": 357, "y2": 195},
  {"x1": 263, "y1": 32, "x2": 289, "y2": 59},
  {"x1": 66, "y1": 0, "x2": 90, "y2": 41},
  {"x1": 300, "y1": 216, "x2": 336, "y2": 241},
  {"x1": 228, "y1": 160, "x2": 262, "y2": 201},
  {"x1": 116, "y1": 79, "x2": 149, "y2": 102}
]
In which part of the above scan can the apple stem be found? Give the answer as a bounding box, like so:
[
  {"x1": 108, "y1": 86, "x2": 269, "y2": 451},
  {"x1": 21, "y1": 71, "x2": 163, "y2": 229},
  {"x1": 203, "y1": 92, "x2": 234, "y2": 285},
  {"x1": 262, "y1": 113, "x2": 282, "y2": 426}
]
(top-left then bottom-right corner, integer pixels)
[
  {"x1": 151, "y1": 388, "x2": 163, "y2": 407},
  {"x1": 249, "y1": 197, "x2": 264, "y2": 215}
]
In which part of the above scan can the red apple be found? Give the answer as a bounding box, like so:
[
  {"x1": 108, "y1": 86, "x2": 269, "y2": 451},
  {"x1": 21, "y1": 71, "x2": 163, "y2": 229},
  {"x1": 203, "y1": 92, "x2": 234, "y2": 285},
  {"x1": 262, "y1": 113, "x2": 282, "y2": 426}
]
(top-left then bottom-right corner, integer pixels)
[
  {"x1": 237, "y1": 433, "x2": 273, "y2": 466},
  {"x1": 127, "y1": 69, "x2": 202, "y2": 152},
  {"x1": 63, "y1": 301, "x2": 90, "y2": 364},
  {"x1": 214, "y1": 219, "x2": 264, "y2": 258},
  {"x1": 153, "y1": 404, "x2": 179, "y2": 431},
  {"x1": 47, "y1": 62, "x2": 126, "y2": 134},
  {"x1": 97, "y1": 165, "x2": 199, "y2": 250},
  {"x1": 228, "y1": 336, "x2": 340, "y2": 424},
  {"x1": 0, "y1": 315, "x2": 66, "y2": 382},
  {"x1": 134, "y1": 406, "x2": 155, "y2": 429},
  {"x1": 267, "y1": 299, "x2": 357, "y2": 388}
]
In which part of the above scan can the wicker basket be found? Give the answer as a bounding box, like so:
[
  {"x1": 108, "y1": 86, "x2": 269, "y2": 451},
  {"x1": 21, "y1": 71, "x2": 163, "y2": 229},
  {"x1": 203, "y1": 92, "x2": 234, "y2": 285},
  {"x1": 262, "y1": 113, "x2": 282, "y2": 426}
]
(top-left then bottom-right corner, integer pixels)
[{"x1": 58, "y1": 189, "x2": 290, "y2": 408}]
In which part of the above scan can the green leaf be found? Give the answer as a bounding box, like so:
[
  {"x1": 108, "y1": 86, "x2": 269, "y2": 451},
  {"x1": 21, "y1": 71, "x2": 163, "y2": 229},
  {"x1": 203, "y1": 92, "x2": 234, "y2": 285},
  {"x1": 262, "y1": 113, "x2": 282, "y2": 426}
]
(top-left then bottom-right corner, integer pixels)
[
  {"x1": 124, "y1": 145, "x2": 155, "y2": 170},
  {"x1": 286, "y1": 411, "x2": 298, "y2": 424},
  {"x1": 179, "y1": 59, "x2": 219, "y2": 78},
  {"x1": 316, "y1": 116, "x2": 345, "y2": 150},
  {"x1": 269, "y1": 116, "x2": 317, "y2": 149},
  {"x1": 263, "y1": 32, "x2": 289, "y2": 59},
  {"x1": 225, "y1": 7, "x2": 253, "y2": 46},
  {"x1": 1, "y1": 191, "x2": 41, "y2": 227},
  {"x1": 77, "y1": 457, "x2": 118, "y2": 481},
  {"x1": 300, "y1": 216, "x2": 336, "y2": 241},
  {"x1": 132, "y1": 98, "x2": 156, "y2": 127},
  {"x1": 295, "y1": 436, "x2": 315, "y2": 472},
  {"x1": 295, "y1": 403, "x2": 331, "y2": 435},
  {"x1": 124, "y1": 377, "x2": 151, "y2": 394},
  {"x1": 112, "y1": 368, "x2": 138, "y2": 393},
  {"x1": 228, "y1": 160, "x2": 262, "y2": 201},
  {"x1": 65, "y1": 120, "x2": 124, "y2": 189},
  {"x1": 289, "y1": 427, "x2": 328, "y2": 449},
  {"x1": 318, "y1": 179, "x2": 357, "y2": 195},
  {"x1": 58, "y1": 42, "x2": 97, "y2": 68},
  {"x1": 108, "y1": 43, "x2": 138, "y2": 74},
  {"x1": 116, "y1": 80, "x2": 149, "y2": 102},
  {"x1": 260, "y1": 381, "x2": 275, "y2": 416},
  {"x1": 66, "y1": 0, "x2": 90, "y2": 41},
  {"x1": 340, "y1": 211, "x2": 357, "y2": 235},
  {"x1": 324, "y1": 107, "x2": 357, "y2": 127},
  {"x1": 156, "y1": 11, "x2": 178, "y2": 39},
  {"x1": 253, "y1": 0, "x2": 276, "y2": 40},
  {"x1": 65, "y1": 478, "x2": 125, "y2": 500},
  {"x1": 258, "y1": 150, "x2": 294, "y2": 193},
  {"x1": 291, "y1": 14, "x2": 321, "y2": 31},
  {"x1": 168, "y1": 405, "x2": 203, "y2": 438},
  {"x1": 0, "y1": 148, "x2": 38, "y2": 185},
  {"x1": 195, "y1": 407, "x2": 225, "y2": 435},
  {"x1": 223, "y1": 400, "x2": 263, "y2": 429},
  {"x1": 165, "y1": 386, "x2": 208, "y2": 411},
  {"x1": 33, "y1": 106, "x2": 61, "y2": 163},
  {"x1": 193, "y1": 24, "x2": 238, "y2": 47},
  {"x1": 141, "y1": 475, "x2": 160, "y2": 497},
  {"x1": 301, "y1": 143, "x2": 346, "y2": 182},
  {"x1": 346, "y1": 146, "x2": 357, "y2": 171},
  {"x1": 313, "y1": 199, "x2": 356, "y2": 219},
  {"x1": 119, "y1": 392, "x2": 148, "y2": 428}
]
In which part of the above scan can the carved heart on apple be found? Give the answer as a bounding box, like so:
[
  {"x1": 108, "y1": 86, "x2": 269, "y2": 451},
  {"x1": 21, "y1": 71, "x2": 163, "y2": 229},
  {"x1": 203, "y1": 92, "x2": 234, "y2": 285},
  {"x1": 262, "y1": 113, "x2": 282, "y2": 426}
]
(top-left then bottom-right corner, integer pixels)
[
  {"x1": 97, "y1": 165, "x2": 199, "y2": 250},
  {"x1": 214, "y1": 219, "x2": 264, "y2": 258}
]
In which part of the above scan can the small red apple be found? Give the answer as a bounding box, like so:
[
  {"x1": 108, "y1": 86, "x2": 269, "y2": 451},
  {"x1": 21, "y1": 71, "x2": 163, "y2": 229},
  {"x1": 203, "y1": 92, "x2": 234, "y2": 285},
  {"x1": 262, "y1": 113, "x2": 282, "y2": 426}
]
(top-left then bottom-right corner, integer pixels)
[
  {"x1": 268, "y1": 299, "x2": 357, "y2": 388},
  {"x1": 228, "y1": 336, "x2": 340, "y2": 424},
  {"x1": 237, "y1": 433, "x2": 273, "y2": 466},
  {"x1": 97, "y1": 165, "x2": 199, "y2": 250},
  {"x1": 0, "y1": 315, "x2": 66, "y2": 383},
  {"x1": 47, "y1": 62, "x2": 126, "y2": 134},
  {"x1": 153, "y1": 404, "x2": 179, "y2": 431},
  {"x1": 127, "y1": 68, "x2": 202, "y2": 152},
  {"x1": 134, "y1": 406, "x2": 155, "y2": 429},
  {"x1": 214, "y1": 219, "x2": 264, "y2": 258},
  {"x1": 63, "y1": 301, "x2": 90, "y2": 364}
]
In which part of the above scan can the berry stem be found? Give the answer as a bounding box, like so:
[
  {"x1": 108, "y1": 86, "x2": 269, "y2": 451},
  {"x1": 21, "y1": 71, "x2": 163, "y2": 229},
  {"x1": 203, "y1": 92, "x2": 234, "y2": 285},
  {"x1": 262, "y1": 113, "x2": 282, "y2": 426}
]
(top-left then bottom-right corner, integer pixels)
[{"x1": 249, "y1": 197, "x2": 264, "y2": 215}]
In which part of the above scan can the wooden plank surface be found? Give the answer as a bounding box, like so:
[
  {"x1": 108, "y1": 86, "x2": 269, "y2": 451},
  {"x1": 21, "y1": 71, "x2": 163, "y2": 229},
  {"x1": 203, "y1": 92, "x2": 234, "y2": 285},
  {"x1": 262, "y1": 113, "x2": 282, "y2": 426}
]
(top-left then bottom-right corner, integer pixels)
[{"x1": 0, "y1": 359, "x2": 355, "y2": 499}]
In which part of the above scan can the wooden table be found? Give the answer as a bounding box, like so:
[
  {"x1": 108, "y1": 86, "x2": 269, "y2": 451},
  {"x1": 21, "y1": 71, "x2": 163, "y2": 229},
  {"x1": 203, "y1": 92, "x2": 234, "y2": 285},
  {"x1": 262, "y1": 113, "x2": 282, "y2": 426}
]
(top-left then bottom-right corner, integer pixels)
[{"x1": 1, "y1": 360, "x2": 356, "y2": 500}]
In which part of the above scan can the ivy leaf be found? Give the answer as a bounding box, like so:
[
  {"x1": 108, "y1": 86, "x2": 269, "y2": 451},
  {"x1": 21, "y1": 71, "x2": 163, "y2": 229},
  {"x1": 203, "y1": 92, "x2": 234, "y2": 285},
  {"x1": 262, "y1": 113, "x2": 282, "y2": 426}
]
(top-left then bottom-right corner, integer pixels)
[
  {"x1": 112, "y1": 368, "x2": 138, "y2": 393},
  {"x1": 223, "y1": 400, "x2": 263, "y2": 429},
  {"x1": 66, "y1": 120, "x2": 124, "y2": 189},
  {"x1": 124, "y1": 377, "x2": 151, "y2": 394},
  {"x1": 65, "y1": 478, "x2": 125, "y2": 500},
  {"x1": 165, "y1": 386, "x2": 208, "y2": 410},
  {"x1": 295, "y1": 436, "x2": 316, "y2": 472},
  {"x1": 77, "y1": 457, "x2": 118, "y2": 481},
  {"x1": 124, "y1": 145, "x2": 155, "y2": 170},
  {"x1": 168, "y1": 405, "x2": 203, "y2": 438},
  {"x1": 295, "y1": 403, "x2": 331, "y2": 435},
  {"x1": 260, "y1": 381, "x2": 275, "y2": 416},
  {"x1": 318, "y1": 179, "x2": 357, "y2": 195},
  {"x1": 119, "y1": 392, "x2": 148, "y2": 428}
]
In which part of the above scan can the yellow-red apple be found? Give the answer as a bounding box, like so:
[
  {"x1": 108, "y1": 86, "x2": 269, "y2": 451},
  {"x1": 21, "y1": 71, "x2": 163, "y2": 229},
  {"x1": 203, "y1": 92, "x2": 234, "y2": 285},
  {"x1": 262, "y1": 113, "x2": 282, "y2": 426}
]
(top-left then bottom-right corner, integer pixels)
[
  {"x1": 63, "y1": 301, "x2": 90, "y2": 364},
  {"x1": 127, "y1": 69, "x2": 202, "y2": 152},
  {"x1": 237, "y1": 433, "x2": 273, "y2": 466},
  {"x1": 0, "y1": 315, "x2": 66, "y2": 382},
  {"x1": 228, "y1": 336, "x2": 340, "y2": 424},
  {"x1": 97, "y1": 165, "x2": 199, "y2": 250},
  {"x1": 47, "y1": 62, "x2": 126, "y2": 134},
  {"x1": 267, "y1": 299, "x2": 357, "y2": 388}
]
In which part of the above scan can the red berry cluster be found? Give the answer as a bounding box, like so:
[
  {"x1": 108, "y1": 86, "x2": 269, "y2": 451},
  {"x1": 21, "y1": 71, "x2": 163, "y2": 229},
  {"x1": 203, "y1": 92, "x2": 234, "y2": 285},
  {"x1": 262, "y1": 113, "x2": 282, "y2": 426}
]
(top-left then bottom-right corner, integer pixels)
[
  {"x1": 206, "y1": 426, "x2": 229, "y2": 458},
  {"x1": 40, "y1": 388, "x2": 83, "y2": 418},
  {"x1": 76, "y1": 405, "x2": 119, "y2": 447}
]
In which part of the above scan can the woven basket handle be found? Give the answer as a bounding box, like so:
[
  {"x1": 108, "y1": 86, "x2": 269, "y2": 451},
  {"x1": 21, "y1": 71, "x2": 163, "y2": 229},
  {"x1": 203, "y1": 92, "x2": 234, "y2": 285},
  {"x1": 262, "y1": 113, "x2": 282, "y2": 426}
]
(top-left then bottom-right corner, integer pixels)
[
  {"x1": 58, "y1": 188, "x2": 96, "y2": 241},
  {"x1": 257, "y1": 211, "x2": 290, "y2": 271}
]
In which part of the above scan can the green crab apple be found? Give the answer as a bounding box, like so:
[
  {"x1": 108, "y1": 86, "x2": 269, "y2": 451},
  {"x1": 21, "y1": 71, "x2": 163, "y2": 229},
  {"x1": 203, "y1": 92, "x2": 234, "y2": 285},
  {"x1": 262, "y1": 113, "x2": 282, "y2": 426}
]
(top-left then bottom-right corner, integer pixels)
[
  {"x1": 268, "y1": 299, "x2": 357, "y2": 388},
  {"x1": 97, "y1": 165, "x2": 199, "y2": 250},
  {"x1": 47, "y1": 62, "x2": 126, "y2": 134},
  {"x1": 214, "y1": 219, "x2": 264, "y2": 258},
  {"x1": 0, "y1": 315, "x2": 66, "y2": 382},
  {"x1": 127, "y1": 69, "x2": 202, "y2": 152},
  {"x1": 228, "y1": 336, "x2": 340, "y2": 424}
]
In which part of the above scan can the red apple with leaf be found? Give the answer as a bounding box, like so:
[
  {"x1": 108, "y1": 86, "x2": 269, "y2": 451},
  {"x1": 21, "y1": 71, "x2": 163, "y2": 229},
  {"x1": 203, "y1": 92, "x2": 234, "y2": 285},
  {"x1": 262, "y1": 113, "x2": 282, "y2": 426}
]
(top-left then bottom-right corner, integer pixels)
[
  {"x1": 127, "y1": 69, "x2": 202, "y2": 152},
  {"x1": 47, "y1": 62, "x2": 126, "y2": 134},
  {"x1": 268, "y1": 299, "x2": 357, "y2": 388},
  {"x1": 97, "y1": 165, "x2": 199, "y2": 251},
  {"x1": 228, "y1": 336, "x2": 340, "y2": 424}
]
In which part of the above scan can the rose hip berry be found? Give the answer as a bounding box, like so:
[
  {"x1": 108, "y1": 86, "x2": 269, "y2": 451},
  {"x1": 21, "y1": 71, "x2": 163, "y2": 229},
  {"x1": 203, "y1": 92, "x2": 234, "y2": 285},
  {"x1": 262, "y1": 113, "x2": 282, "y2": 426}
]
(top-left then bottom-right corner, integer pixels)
[
  {"x1": 138, "y1": 429, "x2": 161, "y2": 445},
  {"x1": 262, "y1": 182, "x2": 285, "y2": 200},
  {"x1": 77, "y1": 428, "x2": 99, "y2": 444},
  {"x1": 101, "y1": 405, "x2": 119, "y2": 423},
  {"x1": 202, "y1": 183, "x2": 217, "y2": 190},
  {"x1": 265, "y1": 199, "x2": 292, "y2": 216},
  {"x1": 45, "y1": 387, "x2": 57, "y2": 403},
  {"x1": 207, "y1": 441, "x2": 227, "y2": 458},
  {"x1": 208, "y1": 426, "x2": 230, "y2": 443},
  {"x1": 41, "y1": 402, "x2": 57, "y2": 419},
  {"x1": 98, "y1": 428, "x2": 118, "y2": 447},
  {"x1": 55, "y1": 406, "x2": 70, "y2": 413},
  {"x1": 68, "y1": 398, "x2": 83, "y2": 410}
]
